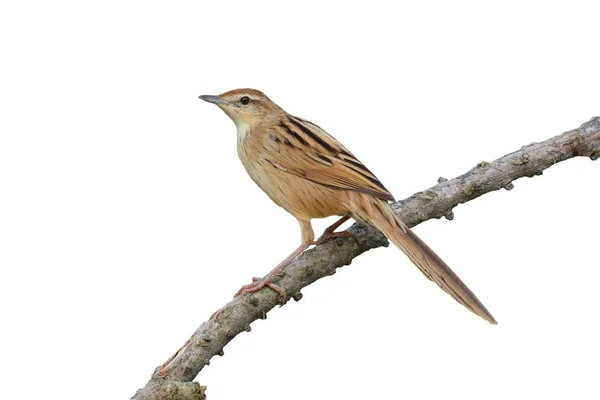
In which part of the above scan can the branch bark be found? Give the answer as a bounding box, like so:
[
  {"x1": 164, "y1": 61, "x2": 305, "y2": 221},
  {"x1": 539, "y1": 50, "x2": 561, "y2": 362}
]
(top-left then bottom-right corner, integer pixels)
[{"x1": 132, "y1": 117, "x2": 600, "y2": 400}]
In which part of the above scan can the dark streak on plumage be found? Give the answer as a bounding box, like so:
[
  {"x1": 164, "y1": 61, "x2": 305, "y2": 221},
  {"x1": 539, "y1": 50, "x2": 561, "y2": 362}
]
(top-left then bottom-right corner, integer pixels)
[
  {"x1": 300, "y1": 179, "x2": 387, "y2": 201},
  {"x1": 345, "y1": 164, "x2": 389, "y2": 193},
  {"x1": 280, "y1": 121, "x2": 308, "y2": 146},
  {"x1": 439, "y1": 274, "x2": 473, "y2": 310},
  {"x1": 314, "y1": 196, "x2": 324, "y2": 208},
  {"x1": 372, "y1": 201, "x2": 386, "y2": 216},
  {"x1": 394, "y1": 217, "x2": 405, "y2": 232},
  {"x1": 318, "y1": 154, "x2": 332, "y2": 163},
  {"x1": 339, "y1": 149, "x2": 354, "y2": 158},
  {"x1": 342, "y1": 157, "x2": 374, "y2": 174},
  {"x1": 288, "y1": 117, "x2": 336, "y2": 153},
  {"x1": 292, "y1": 115, "x2": 324, "y2": 131},
  {"x1": 276, "y1": 184, "x2": 285, "y2": 197}
]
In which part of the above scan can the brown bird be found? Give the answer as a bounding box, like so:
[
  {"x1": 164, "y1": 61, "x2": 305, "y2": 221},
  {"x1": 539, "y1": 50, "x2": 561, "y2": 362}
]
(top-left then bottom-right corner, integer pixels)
[{"x1": 200, "y1": 89, "x2": 496, "y2": 324}]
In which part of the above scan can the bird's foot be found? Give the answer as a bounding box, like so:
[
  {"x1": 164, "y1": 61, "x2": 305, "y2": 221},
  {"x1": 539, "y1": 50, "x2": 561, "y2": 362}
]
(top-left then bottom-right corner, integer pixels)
[
  {"x1": 313, "y1": 230, "x2": 354, "y2": 246},
  {"x1": 234, "y1": 243, "x2": 310, "y2": 301},
  {"x1": 235, "y1": 276, "x2": 286, "y2": 300}
]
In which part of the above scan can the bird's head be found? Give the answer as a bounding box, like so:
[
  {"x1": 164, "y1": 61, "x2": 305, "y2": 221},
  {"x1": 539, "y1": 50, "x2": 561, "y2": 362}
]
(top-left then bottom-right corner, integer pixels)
[{"x1": 199, "y1": 89, "x2": 282, "y2": 128}]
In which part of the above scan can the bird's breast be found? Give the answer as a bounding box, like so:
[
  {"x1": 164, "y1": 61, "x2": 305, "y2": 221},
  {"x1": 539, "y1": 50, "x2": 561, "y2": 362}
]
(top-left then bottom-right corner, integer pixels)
[{"x1": 237, "y1": 136, "x2": 347, "y2": 219}]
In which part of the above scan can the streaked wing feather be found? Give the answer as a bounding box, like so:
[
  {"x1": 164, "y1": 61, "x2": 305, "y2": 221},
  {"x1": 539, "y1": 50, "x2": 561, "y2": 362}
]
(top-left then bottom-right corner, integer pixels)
[{"x1": 266, "y1": 116, "x2": 395, "y2": 201}]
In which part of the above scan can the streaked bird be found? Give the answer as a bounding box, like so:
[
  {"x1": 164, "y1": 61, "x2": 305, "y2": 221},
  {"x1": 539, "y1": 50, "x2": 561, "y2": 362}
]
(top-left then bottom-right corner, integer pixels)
[{"x1": 200, "y1": 89, "x2": 496, "y2": 324}]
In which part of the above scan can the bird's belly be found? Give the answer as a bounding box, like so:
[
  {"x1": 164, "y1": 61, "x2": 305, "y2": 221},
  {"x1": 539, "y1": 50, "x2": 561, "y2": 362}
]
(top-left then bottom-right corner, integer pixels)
[{"x1": 242, "y1": 158, "x2": 346, "y2": 219}]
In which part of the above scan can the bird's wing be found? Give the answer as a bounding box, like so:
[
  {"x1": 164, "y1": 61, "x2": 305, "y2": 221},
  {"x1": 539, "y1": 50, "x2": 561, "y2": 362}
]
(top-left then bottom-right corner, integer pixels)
[{"x1": 264, "y1": 115, "x2": 395, "y2": 202}]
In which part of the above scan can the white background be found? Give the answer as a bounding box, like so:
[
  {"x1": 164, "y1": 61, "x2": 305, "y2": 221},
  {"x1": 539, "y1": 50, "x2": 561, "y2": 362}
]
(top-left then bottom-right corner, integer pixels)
[{"x1": 1, "y1": 1, "x2": 599, "y2": 399}]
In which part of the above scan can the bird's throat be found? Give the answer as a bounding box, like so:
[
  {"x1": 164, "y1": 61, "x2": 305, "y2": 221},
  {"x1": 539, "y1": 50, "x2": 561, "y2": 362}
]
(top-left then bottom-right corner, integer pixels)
[{"x1": 236, "y1": 121, "x2": 250, "y2": 150}]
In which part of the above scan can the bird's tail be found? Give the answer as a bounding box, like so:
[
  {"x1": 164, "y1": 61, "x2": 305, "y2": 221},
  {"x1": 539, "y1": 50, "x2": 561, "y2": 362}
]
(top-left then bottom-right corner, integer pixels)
[{"x1": 353, "y1": 196, "x2": 496, "y2": 324}]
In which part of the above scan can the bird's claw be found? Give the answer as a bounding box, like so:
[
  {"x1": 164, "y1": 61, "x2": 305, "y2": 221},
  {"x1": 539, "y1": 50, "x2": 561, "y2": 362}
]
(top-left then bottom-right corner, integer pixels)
[{"x1": 235, "y1": 276, "x2": 287, "y2": 300}]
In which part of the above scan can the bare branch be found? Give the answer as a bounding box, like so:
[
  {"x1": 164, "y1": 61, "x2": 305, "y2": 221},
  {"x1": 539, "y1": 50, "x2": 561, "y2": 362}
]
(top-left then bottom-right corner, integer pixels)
[{"x1": 132, "y1": 117, "x2": 600, "y2": 400}]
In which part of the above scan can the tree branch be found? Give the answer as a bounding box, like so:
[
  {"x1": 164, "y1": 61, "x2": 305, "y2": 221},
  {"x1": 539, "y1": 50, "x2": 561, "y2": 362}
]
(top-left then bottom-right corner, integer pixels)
[{"x1": 132, "y1": 117, "x2": 600, "y2": 400}]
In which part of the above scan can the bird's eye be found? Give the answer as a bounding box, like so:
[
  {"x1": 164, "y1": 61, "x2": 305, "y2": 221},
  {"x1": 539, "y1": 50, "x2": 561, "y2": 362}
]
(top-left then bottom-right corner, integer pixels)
[{"x1": 240, "y1": 96, "x2": 250, "y2": 105}]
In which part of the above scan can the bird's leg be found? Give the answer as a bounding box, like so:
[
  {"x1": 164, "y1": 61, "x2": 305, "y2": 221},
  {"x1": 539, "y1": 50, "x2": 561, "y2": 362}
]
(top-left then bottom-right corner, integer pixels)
[
  {"x1": 235, "y1": 243, "x2": 310, "y2": 300},
  {"x1": 236, "y1": 219, "x2": 315, "y2": 300},
  {"x1": 235, "y1": 216, "x2": 353, "y2": 300},
  {"x1": 313, "y1": 215, "x2": 353, "y2": 245}
]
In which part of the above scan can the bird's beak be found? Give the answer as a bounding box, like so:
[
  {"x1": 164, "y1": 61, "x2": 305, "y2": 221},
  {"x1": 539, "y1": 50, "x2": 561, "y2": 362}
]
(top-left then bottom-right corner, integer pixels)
[{"x1": 199, "y1": 95, "x2": 227, "y2": 105}]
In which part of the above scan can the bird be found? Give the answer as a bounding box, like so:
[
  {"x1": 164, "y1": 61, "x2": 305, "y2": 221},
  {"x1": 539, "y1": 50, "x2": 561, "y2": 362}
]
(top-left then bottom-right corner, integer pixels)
[{"x1": 199, "y1": 89, "x2": 496, "y2": 324}]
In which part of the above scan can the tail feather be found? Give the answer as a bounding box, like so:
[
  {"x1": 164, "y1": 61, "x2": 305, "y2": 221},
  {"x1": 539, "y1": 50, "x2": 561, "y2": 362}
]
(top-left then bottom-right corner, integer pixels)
[{"x1": 357, "y1": 198, "x2": 497, "y2": 324}]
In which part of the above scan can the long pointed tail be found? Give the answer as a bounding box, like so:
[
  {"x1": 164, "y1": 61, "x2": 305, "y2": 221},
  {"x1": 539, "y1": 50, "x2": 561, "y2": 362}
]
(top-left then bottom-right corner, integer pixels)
[{"x1": 355, "y1": 197, "x2": 497, "y2": 324}]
